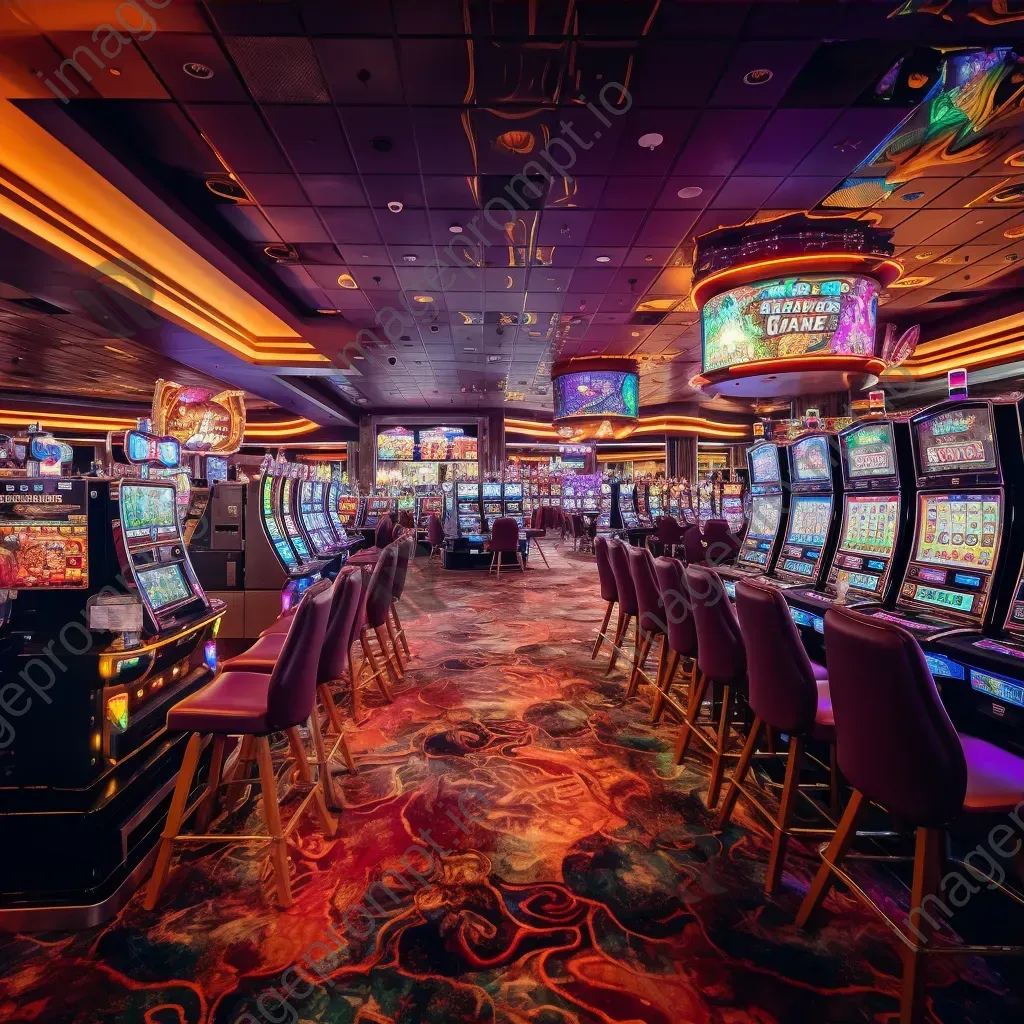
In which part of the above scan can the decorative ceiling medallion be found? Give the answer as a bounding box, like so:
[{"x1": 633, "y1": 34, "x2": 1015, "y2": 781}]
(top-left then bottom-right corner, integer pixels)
[{"x1": 495, "y1": 130, "x2": 535, "y2": 154}]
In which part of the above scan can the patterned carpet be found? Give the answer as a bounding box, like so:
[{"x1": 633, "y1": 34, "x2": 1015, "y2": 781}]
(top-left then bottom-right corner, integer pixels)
[{"x1": 1, "y1": 543, "x2": 1022, "y2": 1024}]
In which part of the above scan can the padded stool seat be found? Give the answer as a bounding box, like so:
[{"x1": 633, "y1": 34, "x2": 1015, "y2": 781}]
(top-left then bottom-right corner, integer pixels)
[
  {"x1": 222, "y1": 633, "x2": 285, "y2": 672},
  {"x1": 961, "y1": 734, "x2": 1024, "y2": 812},
  {"x1": 167, "y1": 670, "x2": 275, "y2": 734},
  {"x1": 260, "y1": 616, "x2": 293, "y2": 637}
]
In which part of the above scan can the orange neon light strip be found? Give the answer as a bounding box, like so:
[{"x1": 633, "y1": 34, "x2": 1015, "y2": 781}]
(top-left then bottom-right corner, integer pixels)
[{"x1": 504, "y1": 416, "x2": 748, "y2": 439}]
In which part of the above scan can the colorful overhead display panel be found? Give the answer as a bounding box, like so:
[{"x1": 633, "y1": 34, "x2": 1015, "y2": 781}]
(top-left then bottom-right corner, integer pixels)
[
  {"x1": 702, "y1": 275, "x2": 879, "y2": 373},
  {"x1": 553, "y1": 370, "x2": 639, "y2": 420}
]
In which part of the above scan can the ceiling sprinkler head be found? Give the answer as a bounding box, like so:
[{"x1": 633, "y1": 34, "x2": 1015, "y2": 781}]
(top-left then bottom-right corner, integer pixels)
[{"x1": 387, "y1": 200, "x2": 404, "y2": 213}]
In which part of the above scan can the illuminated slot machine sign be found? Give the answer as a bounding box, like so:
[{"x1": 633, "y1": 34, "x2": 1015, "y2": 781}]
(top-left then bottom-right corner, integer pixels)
[
  {"x1": 0, "y1": 479, "x2": 89, "y2": 588},
  {"x1": 481, "y1": 482, "x2": 503, "y2": 528},
  {"x1": 776, "y1": 436, "x2": 834, "y2": 582},
  {"x1": 580, "y1": 476, "x2": 601, "y2": 515},
  {"x1": 502, "y1": 482, "x2": 524, "y2": 525},
  {"x1": 618, "y1": 483, "x2": 640, "y2": 530},
  {"x1": 598, "y1": 481, "x2": 612, "y2": 528},
  {"x1": 739, "y1": 444, "x2": 782, "y2": 569},
  {"x1": 721, "y1": 483, "x2": 745, "y2": 533},
  {"x1": 279, "y1": 478, "x2": 311, "y2": 559},
  {"x1": 299, "y1": 481, "x2": 338, "y2": 555},
  {"x1": 362, "y1": 497, "x2": 393, "y2": 529},
  {"x1": 828, "y1": 422, "x2": 901, "y2": 600},
  {"x1": 335, "y1": 494, "x2": 363, "y2": 529},
  {"x1": 648, "y1": 483, "x2": 665, "y2": 520},
  {"x1": 326, "y1": 480, "x2": 347, "y2": 538},
  {"x1": 417, "y1": 495, "x2": 443, "y2": 528},
  {"x1": 457, "y1": 481, "x2": 482, "y2": 534},
  {"x1": 398, "y1": 494, "x2": 415, "y2": 519}
]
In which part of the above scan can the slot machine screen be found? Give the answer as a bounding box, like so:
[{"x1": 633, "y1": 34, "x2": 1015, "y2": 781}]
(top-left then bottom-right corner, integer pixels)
[
  {"x1": 336, "y1": 495, "x2": 360, "y2": 527},
  {"x1": 261, "y1": 475, "x2": 299, "y2": 568},
  {"x1": 915, "y1": 406, "x2": 996, "y2": 476},
  {"x1": 749, "y1": 444, "x2": 780, "y2": 485},
  {"x1": 0, "y1": 480, "x2": 89, "y2": 588},
  {"x1": 790, "y1": 435, "x2": 831, "y2": 484},
  {"x1": 786, "y1": 495, "x2": 831, "y2": 549},
  {"x1": 280, "y1": 481, "x2": 311, "y2": 558},
  {"x1": 746, "y1": 494, "x2": 782, "y2": 542},
  {"x1": 843, "y1": 422, "x2": 896, "y2": 480},
  {"x1": 121, "y1": 483, "x2": 179, "y2": 541},
  {"x1": 481, "y1": 482, "x2": 502, "y2": 501},
  {"x1": 136, "y1": 562, "x2": 192, "y2": 611},
  {"x1": 205, "y1": 456, "x2": 229, "y2": 483},
  {"x1": 840, "y1": 495, "x2": 899, "y2": 557},
  {"x1": 398, "y1": 495, "x2": 415, "y2": 514},
  {"x1": 915, "y1": 494, "x2": 999, "y2": 572}
]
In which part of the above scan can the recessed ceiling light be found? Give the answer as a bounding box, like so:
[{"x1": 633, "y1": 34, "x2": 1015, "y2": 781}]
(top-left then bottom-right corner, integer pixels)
[
  {"x1": 914, "y1": 253, "x2": 933, "y2": 261},
  {"x1": 595, "y1": 254, "x2": 612, "y2": 263},
  {"x1": 108, "y1": 67, "x2": 121, "y2": 77},
  {"x1": 449, "y1": 224, "x2": 463, "y2": 233},
  {"x1": 183, "y1": 62, "x2": 214, "y2": 80},
  {"x1": 743, "y1": 68, "x2": 773, "y2": 86},
  {"x1": 464, "y1": 346, "x2": 477, "y2": 351},
  {"x1": 676, "y1": 186, "x2": 703, "y2": 200},
  {"x1": 387, "y1": 200, "x2": 404, "y2": 213},
  {"x1": 337, "y1": 273, "x2": 358, "y2": 289},
  {"x1": 631, "y1": 331, "x2": 641, "y2": 338},
  {"x1": 412, "y1": 295, "x2": 434, "y2": 302},
  {"x1": 315, "y1": 308, "x2": 342, "y2": 315},
  {"x1": 638, "y1": 133, "x2": 664, "y2": 150},
  {"x1": 402, "y1": 254, "x2": 417, "y2": 262},
  {"x1": 353, "y1": 355, "x2": 366, "y2": 360}
]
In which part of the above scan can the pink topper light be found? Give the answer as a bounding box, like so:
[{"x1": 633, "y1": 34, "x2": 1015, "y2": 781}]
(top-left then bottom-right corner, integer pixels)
[{"x1": 948, "y1": 368, "x2": 968, "y2": 400}]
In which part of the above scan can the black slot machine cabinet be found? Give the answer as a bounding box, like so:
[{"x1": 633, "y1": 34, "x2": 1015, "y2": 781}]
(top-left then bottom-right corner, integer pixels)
[
  {"x1": 679, "y1": 478, "x2": 697, "y2": 526},
  {"x1": 361, "y1": 495, "x2": 394, "y2": 533},
  {"x1": 333, "y1": 491, "x2": 365, "y2": 533},
  {"x1": 323, "y1": 480, "x2": 363, "y2": 555},
  {"x1": 721, "y1": 482, "x2": 747, "y2": 534},
  {"x1": 634, "y1": 482, "x2": 654, "y2": 529},
  {"x1": 297, "y1": 478, "x2": 345, "y2": 558},
  {"x1": 502, "y1": 482, "x2": 524, "y2": 527},
  {"x1": 457, "y1": 481, "x2": 483, "y2": 535},
  {"x1": 189, "y1": 481, "x2": 245, "y2": 589},
  {"x1": 598, "y1": 478, "x2": 613, "y2": 530},
  {"x1": 872, "y1": 398, "x2": 1024, "y2": 753},
  {"x1": 616, "y1": 482, "x2": 640, "y2": 532},
  {"x1": 764, "y1": 433, "x2": 844, "y2": 590},
  {"x1": 785, "y1": 419, "x2": 915, "y2": 643},
  {"x1": 415, "y1": 492, "x2": 443, "y2": 533},
  {"x1": 0, "y1": 455, "x2": 223, "y2": 924},
  {"x1": 718, "y1": 442, "x2": 790, "y2": 598}
]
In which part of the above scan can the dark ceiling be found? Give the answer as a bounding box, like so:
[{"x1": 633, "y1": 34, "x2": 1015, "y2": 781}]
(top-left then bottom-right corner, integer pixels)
[{"x1": 4, "y1": 0, "x2": 1024, "y2": 417}]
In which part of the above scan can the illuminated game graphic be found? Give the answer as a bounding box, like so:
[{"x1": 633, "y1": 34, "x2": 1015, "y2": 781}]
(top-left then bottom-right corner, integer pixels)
[
  {"x1": 137, "y1": 563, "x2": 192, "y2": 611},
  {"x1": 336, "y1": 496, "x2": 361, "y2": 528},
  {"x1": 377, "y1": 427, "x2": 415, "y2": 462},
  {"x1": 749, "y1": 444, "x2": 780, "y2": 484},
  {"x1": 261, "y1": 475, "x2": 298, "y2": 568},
  {"x1": 971, "y1": 668, "x2": 1024, "y2": 711},
  {"x1": 121, "y1": 484, "x2": 178, "y2": 540},
  {"x1": 418, "y1": 427, "x2": 478, "y2": 462},
  {"x1": 553, "y1": 371, "x2": 639, "y2": 420},
  {"x1": 916, "y1": 494, "x2": 999, "y2": 570},
  {"x1": 152, "y1": 379, "x2": 246, "y2": 453},
  {"x1": 841, "y1": 496, "x2": 899, "y2": 557},
  {"x1": 746, "y1": 495, "x2": 782, "y2": 541},
  {"x1": 791, "y1": 435, "x2": 831, "y2": 483},
  {"x1": 787, "y1": 496, "x2": 831, "y2": 548},
  {"x1": 280, "y1": 481, "x2": 311, "y2": 559},
  {"x1": 915, "y1": 407, "x2": 996, "y2": 474},
  {"x1": 206, "y1": 456, "x2": 228, "y2": 483},
  {"x1": 702, "y1": 275, "x2": 878, "y2": 372},
  {"x1": 844, "y1": 422, "x2": 896, "y2": 478},
  {"x1": 0, "y1": 522, "x2": 87, "y2": 588}
]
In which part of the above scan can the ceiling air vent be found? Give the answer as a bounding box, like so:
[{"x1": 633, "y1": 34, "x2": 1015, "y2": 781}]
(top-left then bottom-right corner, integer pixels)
[
  {"x1": 206, "y1": 176, "x2": 251, "y2": 202},
  {"x1": 264, "y1": 243, "x2": 300, "y2": 263},
  {"x1": 6, "y1": 296, "x2": 70, "y2": 315}
]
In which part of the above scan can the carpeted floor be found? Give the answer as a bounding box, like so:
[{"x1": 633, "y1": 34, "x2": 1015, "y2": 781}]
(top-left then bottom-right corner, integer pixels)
[{"x1": 1, "y1": 543, "x2": 1022, "y2": 1023}]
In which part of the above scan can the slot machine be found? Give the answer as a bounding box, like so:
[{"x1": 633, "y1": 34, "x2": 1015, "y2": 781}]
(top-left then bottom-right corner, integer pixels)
[
  {"x1": 333, "y1": 491, "x2": 365, "y2": 531},
  {"x1": 550, "y1": 477, "x2": 562, "y2": 509},
  {"x1": 0, "y1": 428, "x2": 223, "y2": 920},
  {"x1": 598, "y1": 479, "x2": 613, "y2": 530},
  {"x1": 697, "y1": 477, "x2": 714, "y2": 525},
  {"x1": 361, "y1": 495, "x2": 394, "y2": 531},
  {"x1": 397, "y1": 493, "x2": 415, "y2": 525},
  {"x1": 561, "y1": 478, "x2": 577, "y2": 512},
  {"x1": 580, "y1": 475, "x2": 601, "y2": 517},
  {"x1": 502, "y1": 482, "x2": 524, "y2": 527},
  {"x1": 297, "y1": 479, "x2": 345, "y2": 557},
  {"x1": 721, "y1": 482, "x2": 747, "y2": 534},
  {"x1": 785, "y1": 418, "x2": 914, "y2": 634},
  {"x1": 481, "y1": 481, "x2": 504, "y2": 530},
  {"x1": 634, "y1": 482, "x2": 653, "y2": 529},
  {"x1": 648, "y1": 481, "x2": 665, "y2": 522},
  {"x1": 457, "y1": 481, "x2": 483, "y2": 535},
  {"x1": 718, "y1": 442, "x2": 790, "y2": 597},
  {"x1": 617, "y1": 482, "x2": 640, "y2": 531},
  {"x1": 765, "y1": 433, "x2": 844, "y2": 589},
  {"x1": 416, "y1": 492, "x2": 444, "y2": 531},
  {"x1": 679, "y1": 479, "x2": 697, "y2": 526}
]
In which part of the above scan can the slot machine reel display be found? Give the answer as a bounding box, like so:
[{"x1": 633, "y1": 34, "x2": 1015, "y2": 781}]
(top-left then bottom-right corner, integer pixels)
[
  {"x1": 457, "y1": 481, "x2": 483, "y2": 535},
  {"x1": 502, "y1": 482, "x2": 524, "y2": 527},
  {"x1": 482, "y1": 481, "x2": 504, "y2": 530},
  {"x1": 416, "y1": 492, "x2": 444, "y2": 530},
  {"x1": 0, "y1": 449, "x2": 223, "y2": 923},
  {"x1": 720, "y1": 483, "x2": 746, "y2": 533},
  {"x1": 598, "y1": 478, "x2": 613, "y2": 529},
  {"x1": 616, "y1": 482, "x2": 640, "y2": 531}
]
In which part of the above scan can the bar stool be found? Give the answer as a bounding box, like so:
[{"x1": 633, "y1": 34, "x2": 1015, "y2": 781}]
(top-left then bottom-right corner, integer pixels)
[
  {"x1": 605, "y1": 539, "x2": 639, "y2": 677},
  {"x1": 703, "y1": 519, "x2": 740, "y2": 565},
  {"x1": 524, "y1": 507, "x2": 550, "y2": 568},
  {"x1": 682, "y1": 526, "x2": 705, "y2": 565},
  {"x1": 488, "y1": 517, "x2": 524, "y2": 575},
  {"x1": 798, "y1": 606, "x2": 1024, "y2": 1024},
  {"x1": 357, "y1": 542, "x2": 403, "y2": 692},
  {"x1": 648, "y1": 516, "x2": 683, "y2": 558},
  {"x1": 626, "y1": 544, "x2": 667, "y2": 699},
  {"x1": 591, "y1": 535, "x2": 618, "y2": 661},
  {"x1": 375, "y1": 517, "x2": 393, "y2": 548},
  {"x1": 716, "y1": 578, "x2": 834, "y2": 893},
  {"x1": 145, "y1": 580, "x2": 336, "y2": 910},
  {"x1": 650, "y1": 556, "x2": 698, "y2": 725},
  {"x1": 389, "y1": 534, "x2": 414, "y2": 661},
  {"x1": 426, "y1": 514, "x2": 444, "y2": 563},
  {"x1": 681, "y1": 564, "x2": 748, "y2": 809}
]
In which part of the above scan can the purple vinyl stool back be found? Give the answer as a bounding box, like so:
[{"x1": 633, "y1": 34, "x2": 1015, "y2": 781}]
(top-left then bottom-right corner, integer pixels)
[
  {"x1": 265, "y1": 579, "x2": 334, "y2": 731},
  {"x1": 604, "y1": 539, "x2": 639, "y2": 675},
  {"x1": 682, "y1": 563, "x2": 747, "y2": 808},
  {"x1": 490, "y1": 517, "x2": 519, "y2": 552},
  {"x1": 392, "y1": 533, "x2": 414, "y2": 601},
  {"x1": 318, "y1": 571, "x2": 363, "y2": 685},
  {"x1": 824, "y1": 606, "x2": 967, "y2": 826},
  {"x1": 391, "y1": 524, "x2": 406, "y2": 543},
  {"x1": 364, "y1": 544, "x2": 398, "y2": 630},
  {"x1": 653, "y1": 556, "x2": 697, "y2": 660},
  {"x1": 625, "y1": 544, "x2": 667, "y2": 697},
  {"x1": 374, "y1": 517, "x2": 393, "y2": 549},
  {"x1": 735, "y1": 579, "x2": 819, "y2": 735},
  {"x1": 682, "y1": 526, "x2": 706, "y2": 565},
  {"x1": 594, "y1": 535, "x2": 617, "y2": 603},
  {"x1": 426, "y1": 514, "x2": 444, "y2": 562},
  {"x1": 656, "y1": 516, "x2": 683, "y2": 553},
  {"x1": 703, "y1": 519, "x2": 740, "y2": 564}
]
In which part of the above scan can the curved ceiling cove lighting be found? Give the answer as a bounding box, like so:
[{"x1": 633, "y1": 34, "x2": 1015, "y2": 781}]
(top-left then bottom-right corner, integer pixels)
[
  {"x1": 551, "y1": 357, "x2": 640, "y2": 442},
  {"x1": 505, "y1": 415, "x2": 748, "y2": 441}
]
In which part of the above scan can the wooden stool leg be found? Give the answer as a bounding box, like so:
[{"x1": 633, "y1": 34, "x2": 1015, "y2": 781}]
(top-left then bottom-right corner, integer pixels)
[
  {"x1": 349, "y1": 661, "x2": 366, "y2": 724},
  {"x1": 195, "y1": 734, "x2": 226, "y2": 831},
  {"x1": 374, "y1": 626, "x2": 402, "y2": 686},
  {"x1": 307, "y1": 712, "x2": 340, "y2": 832},
  {"x1": 145, "y1": 732, "x2": 203, "y2": 910},
  {"x1": 675, "y1": 670, "x2": 708, "y2": 764},
  {"x1": 223, "y1": 734, "x2": 256, "y2": 811},
  {"x1": 626, "y1": 629, "x2": 653, "y2": 698},
  {"x1": 606, "y1": 611, "x2": 629, "y2": 674},
  {"x1": 361, "y1": 631, "x2": 393, "y2": 701},
  {"x1": 796, "y1": 789, "x2": 867, "y2": 928},
  {"x1": 592, "y1": 601, "x2": 614, "y2": 660},
  {"x1": 286, "y1": 726, "x2": 311, "y2": 784},
  {"x1": 705, "y1": 684, "x2": 732, "y2": 810},
  {"x1": 391, "y1": 604, "x2": 411, "y2": 657},
  {"x1": 650, "y1": 646, "x2": 679, "y2": 723},
  {"x1": 765, "y1": 735, "x2": 805, "y2": 894},
  {"x1": 900, "y1": 827, "x2": 944, "y2": 1024},
  {"x1": 715, "y1": 717, "x2": 762, "y2": 829},
  {"x1": 255, "y1": 736, "x2": 292, "y2": 908},
  {"x1": 318, "y1": 682, "x2": 345, "y2": 737},
  {"x1": 385, "y1": 616, "x2": 405, "y2": 676},
  {"x1": 534, "y1": 539, "x2": 550, "y2": 567}
]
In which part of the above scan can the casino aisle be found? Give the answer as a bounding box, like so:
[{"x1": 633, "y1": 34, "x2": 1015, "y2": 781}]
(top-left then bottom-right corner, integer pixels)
[{"x1": 1, "y1": 543, "x2": 1021, "y2": 1024}]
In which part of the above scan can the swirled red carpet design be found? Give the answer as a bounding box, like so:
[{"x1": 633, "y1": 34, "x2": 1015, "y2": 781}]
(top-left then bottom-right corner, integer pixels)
[{"x1": 1, "y1": 545, "x2": 1022, "y2": 1023}]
